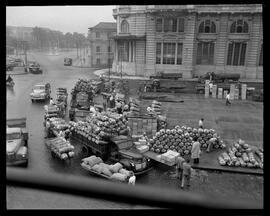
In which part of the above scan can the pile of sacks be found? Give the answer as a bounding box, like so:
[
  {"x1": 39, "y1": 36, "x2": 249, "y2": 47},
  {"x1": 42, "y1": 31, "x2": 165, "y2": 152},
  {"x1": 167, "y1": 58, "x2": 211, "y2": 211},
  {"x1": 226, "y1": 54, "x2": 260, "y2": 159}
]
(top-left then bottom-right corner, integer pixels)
[
  {"x1": 147, "y1": 100, "x2": 162, "y2": 116},
  {"x1": 81, "y1": 156, "x2": 132, "y2": 182},
  {"x1": 129, "y1": 98, "x2": 140, "y2": 116}
]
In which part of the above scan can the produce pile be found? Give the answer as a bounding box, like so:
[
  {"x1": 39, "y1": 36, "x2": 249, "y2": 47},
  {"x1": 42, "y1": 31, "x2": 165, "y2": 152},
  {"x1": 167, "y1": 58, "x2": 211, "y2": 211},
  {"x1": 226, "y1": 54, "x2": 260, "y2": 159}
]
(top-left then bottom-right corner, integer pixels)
[
  {"x1": 129, "y1": 98, "x2": 141, "y2": 116},
  {"x1": 69, "y1": 111, "x2": 129, "y2": 142},
  {"x1": 81, "y1": 156, "x2": 132, "y2": 181},
  {"x1": 48, "y1": 117, "x2": 69, "y2": 131},
  {"x1": 218, "y1": 139, "x2": 263, "y2": 169},
  {"x1": 148, "y1": 125, "x2": 225, "y2": 156},
  {"x1": 71, "y1": 78, "x2": 98, "y2": 97},
  {"x1": 46, "y1": 137, "x2": 75, "y2": 160}
]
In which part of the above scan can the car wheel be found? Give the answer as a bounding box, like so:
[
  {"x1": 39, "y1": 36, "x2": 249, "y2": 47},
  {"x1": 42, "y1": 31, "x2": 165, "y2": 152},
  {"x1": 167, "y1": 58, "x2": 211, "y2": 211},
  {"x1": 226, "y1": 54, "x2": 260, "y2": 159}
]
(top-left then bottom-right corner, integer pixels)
[
  {"x1": 31, "y1": 99, "x2": 34, "y2": 103},
  {"x1": 23, "y1": 160, "x2": 28, "y2": 167}
]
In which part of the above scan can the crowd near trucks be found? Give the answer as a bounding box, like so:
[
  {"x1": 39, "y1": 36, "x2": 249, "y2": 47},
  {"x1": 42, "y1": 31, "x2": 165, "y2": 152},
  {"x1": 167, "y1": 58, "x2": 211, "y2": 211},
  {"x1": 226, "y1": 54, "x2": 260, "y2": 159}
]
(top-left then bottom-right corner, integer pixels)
[{"x1": 6, "y1": 118, "x2": 29, "y2": 167}]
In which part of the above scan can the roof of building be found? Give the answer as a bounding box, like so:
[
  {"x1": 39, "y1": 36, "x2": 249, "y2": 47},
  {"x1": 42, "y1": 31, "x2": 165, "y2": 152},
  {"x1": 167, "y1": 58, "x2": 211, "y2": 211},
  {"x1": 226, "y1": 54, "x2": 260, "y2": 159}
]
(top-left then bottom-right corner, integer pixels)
[{"x1": 89, "y1": 22, "x2": 117, "y2": 30}]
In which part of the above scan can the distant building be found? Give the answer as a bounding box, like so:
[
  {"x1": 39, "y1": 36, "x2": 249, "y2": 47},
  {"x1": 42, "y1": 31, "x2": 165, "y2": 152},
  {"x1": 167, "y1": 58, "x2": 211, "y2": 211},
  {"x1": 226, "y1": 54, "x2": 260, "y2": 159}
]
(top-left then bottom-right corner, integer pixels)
[
  {"x1": 87, "y1": 22, "x2": 117, "y2": 68},
  {"x1": 112, "y1": 5, "x2": 263, "y2": 80}
]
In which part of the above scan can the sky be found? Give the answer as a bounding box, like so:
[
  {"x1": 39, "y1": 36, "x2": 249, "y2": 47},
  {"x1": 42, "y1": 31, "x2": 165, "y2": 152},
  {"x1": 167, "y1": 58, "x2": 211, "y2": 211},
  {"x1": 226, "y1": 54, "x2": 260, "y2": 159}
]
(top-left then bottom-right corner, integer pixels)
[{"x1": 6, "y1": 6, "x2": 116, "y2": 36}]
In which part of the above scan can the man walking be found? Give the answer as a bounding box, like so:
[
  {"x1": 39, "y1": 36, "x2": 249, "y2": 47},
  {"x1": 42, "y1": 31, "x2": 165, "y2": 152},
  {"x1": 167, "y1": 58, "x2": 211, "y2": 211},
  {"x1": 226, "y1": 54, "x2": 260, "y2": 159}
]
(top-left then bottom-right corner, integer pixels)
[
  {"x1": 128, "y1": 172, "x2": 136, "y2": 186},
  {"x1": 226, "y1": 92, "x2": 231, "y2": 106},
  {"x1": 199, "y1": 118, "x2": 204, "y2": 129},
  {"x1": 176, "y1": 156, "x2": 185, "y2": 180},
  {"x1": 181, "y1": 159, "x2": 191, "y2": 189},
  {"x1": 206, "y1": 133, "x2": 218, "y2": 153},
  {"x1": 191, "y1": 137, "x2": 201, "y2": 164}
]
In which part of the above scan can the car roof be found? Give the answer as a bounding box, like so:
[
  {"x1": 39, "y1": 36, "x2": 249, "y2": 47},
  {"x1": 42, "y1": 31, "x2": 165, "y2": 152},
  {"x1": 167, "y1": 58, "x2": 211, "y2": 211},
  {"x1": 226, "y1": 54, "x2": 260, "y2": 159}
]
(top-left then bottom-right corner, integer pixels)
[{"x1": 7, "y1": 127, "x2": 21, "y2": 134}]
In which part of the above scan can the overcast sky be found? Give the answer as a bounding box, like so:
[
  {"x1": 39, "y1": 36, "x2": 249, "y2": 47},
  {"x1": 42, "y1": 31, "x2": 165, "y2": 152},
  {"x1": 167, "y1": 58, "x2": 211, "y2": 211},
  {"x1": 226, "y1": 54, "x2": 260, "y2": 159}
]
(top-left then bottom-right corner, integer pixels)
[{"x1": 6, "y1": 6, "x2": 116, "y2": 35}]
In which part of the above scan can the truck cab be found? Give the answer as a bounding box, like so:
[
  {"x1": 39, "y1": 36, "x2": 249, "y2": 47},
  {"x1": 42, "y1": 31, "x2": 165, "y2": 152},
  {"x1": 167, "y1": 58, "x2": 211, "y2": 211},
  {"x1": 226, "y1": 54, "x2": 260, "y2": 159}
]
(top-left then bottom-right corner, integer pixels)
[
  {"x1": 6, "y1": 118, "x2": 28, "y2": 167},
  {"x1": 30, "y1": 82, "x2": 51, "y2": 102},
  {"x1": 28, "y1": 62, "x2": 42, "y2": 74},
  {"x1": 110, "y1": 136, "x2": 152, "y2": 175}
]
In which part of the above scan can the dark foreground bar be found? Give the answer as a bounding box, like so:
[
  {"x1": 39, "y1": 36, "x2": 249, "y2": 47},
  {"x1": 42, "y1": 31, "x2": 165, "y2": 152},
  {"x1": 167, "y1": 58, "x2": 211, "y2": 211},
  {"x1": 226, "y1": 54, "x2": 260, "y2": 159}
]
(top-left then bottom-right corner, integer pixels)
[{"x1": 6, "y1": 167, "x2": 262, "y2": 209}]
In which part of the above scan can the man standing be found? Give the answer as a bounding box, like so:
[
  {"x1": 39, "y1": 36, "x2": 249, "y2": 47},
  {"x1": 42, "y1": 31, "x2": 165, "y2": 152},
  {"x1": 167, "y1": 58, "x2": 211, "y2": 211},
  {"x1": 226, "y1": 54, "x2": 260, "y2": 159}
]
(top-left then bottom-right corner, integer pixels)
[
  {"x1": 176, "y1": 156, "x2": 185, "y2": 180},
  {"x1": 199, "y1": 118, "x2": 204, "y2": 129},
  {"x1": 181, "y1": 159, "x2": 191, "y2": 189},
  {"x1": 49, "y1": 97, "x2": 55, "y2": 105},
  {"x1": 226, "y1": 92, "x2": 231, "y2": 106},
  {"x1": 191, "y1": 137, "x2": 201, "y2": 164}
]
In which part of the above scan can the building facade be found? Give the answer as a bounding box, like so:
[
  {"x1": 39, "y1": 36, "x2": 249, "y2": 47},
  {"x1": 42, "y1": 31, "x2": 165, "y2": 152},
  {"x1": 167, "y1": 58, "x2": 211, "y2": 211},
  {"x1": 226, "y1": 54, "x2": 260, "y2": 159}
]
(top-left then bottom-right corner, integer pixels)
[
  {"x1": 112, "y1": 5, "x2": 263, "y2": 80},
  {"x1": 88, "y1": 22, "x2": 117, "y2": 68}
]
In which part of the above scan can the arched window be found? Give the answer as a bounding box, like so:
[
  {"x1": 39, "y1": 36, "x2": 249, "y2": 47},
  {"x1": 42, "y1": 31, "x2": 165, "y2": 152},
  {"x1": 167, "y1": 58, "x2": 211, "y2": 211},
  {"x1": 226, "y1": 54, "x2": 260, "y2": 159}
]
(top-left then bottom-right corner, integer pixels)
[
  {"x1": 198, "y1": 20, "x2": 216, "y2": 33},
  {"x1": 121, "y1": 20, "x2": 129, "y2": 33},
  {"x1": 230, "y1": 20, "x2": 249, "y2": 33}
]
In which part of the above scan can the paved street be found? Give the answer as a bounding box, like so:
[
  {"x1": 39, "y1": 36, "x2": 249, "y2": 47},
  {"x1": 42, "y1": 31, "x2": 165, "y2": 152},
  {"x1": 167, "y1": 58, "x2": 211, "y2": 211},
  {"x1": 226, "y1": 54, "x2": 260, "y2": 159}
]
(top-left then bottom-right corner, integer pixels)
[{"x1": 6, "y1": 51, "x2": 263, "y2": 209}]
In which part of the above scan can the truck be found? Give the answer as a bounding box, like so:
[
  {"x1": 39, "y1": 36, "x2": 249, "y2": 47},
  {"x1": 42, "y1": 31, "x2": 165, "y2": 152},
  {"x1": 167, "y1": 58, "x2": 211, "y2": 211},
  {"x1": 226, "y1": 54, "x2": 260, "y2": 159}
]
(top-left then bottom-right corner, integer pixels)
[
  {"x1": 30, "y1": 82, "x2": 51, "y2": 102},
  {"x1": 149, "y1": 71, "x2": 183, "y2": 80},
  {"x1": 64, "y1": 58, "x2": 72, "y2": 66},
  {"x1": 198, "y1": 72, "x2": 240, "y2": 84},
  {"x1": 145, "y1": 79, "x2": 186, "y2": 93},
  {"x1": 70, "y1": 134, "x2": 152, "y2": 175},
  {"x1": 6, "y1": 118, "x2": 29, "y2": 167}
]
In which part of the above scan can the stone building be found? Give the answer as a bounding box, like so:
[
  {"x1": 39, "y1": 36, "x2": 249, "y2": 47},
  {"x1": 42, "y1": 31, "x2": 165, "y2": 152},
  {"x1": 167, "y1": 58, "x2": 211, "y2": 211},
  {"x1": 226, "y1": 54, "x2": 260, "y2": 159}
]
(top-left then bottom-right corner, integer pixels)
[
  {"x1": 112, "y1": 5, "x2": 263, "y2": 80},
  {"x1": 88, "y1": 22, "x2": 117, "y2": 68}
]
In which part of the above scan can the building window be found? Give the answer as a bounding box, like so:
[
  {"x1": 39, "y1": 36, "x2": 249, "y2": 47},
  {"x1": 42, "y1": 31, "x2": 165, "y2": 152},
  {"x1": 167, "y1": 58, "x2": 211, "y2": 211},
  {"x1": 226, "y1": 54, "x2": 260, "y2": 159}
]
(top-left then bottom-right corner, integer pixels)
[
  {"x1": 178, "y1": 18, "x2": 184, "y2": 32},
  {"x1": 196, "y1": 42, "x2": 215, "y2": 65},
  {"x1": 177, "y1": 43, "x2": 183, "y2": 65},
  {"x1": 118, "y1": 41, "x2": 129, "y2": 62},
  {"x1": 227, "y1": 42, "x2": 247, "y2": 66},
  {"x1": 163, "y1": 43, "x2": 176, "y2": 64},
  {"x1": 259, "y1": 43, "x2": 263, "y2": 66},
  {"x1": 198, "y1": 20, "x2": 216, "y2": 33},
  {"x1": 108, "y1": 46, "x2": 111, "y2": 52},
  {"x1": 96, "y1": 58, "x2": 100, "y2": 65},
  {"x1": 121, "y1": 20, "x2": 129, "y2": 33},
  {"x1": 156, "y1": 18, "x2": 163, "y2": 32},
  {"x1": 156, "y1": 43, "x2": 161, "y2": 64},
  {"x1": 96, "y1": 32, "x2": 100, "y2": 38},
  {"x1": 164, "y1": 18, "x2": 177, "y2": 32},
  {"x1": 96, "y1": 46, "x2": 100, "y2": 53},
  {"x1": 230, "y1": 20, "x2": 249, "y2": 33}
]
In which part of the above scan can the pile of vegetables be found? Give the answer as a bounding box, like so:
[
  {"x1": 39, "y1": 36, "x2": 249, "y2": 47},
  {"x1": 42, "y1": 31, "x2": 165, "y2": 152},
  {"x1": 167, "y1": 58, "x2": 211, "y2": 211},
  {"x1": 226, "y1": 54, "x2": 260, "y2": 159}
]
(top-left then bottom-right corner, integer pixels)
[
  {"x1": 148, "y1": 125, "x2": 225, "y2": 156},
  {"x1": 218, "y1": 139, "x2": 263, "y2": 169},
  {"x1": 48, "y1": 117, "x2": 69, "y2": 131},
  {"x1": 81, "y1": 156, "x2": 132, "y2": 181},
  {"x1": 71, "y1": 78, "x2": 99, "y2": 97},
  {"x1": 46, "y1": 137, "x2": 75, "y2": 160},
  {"x1": 69, "y1": 111, "x2": 129, "y2": 143}
]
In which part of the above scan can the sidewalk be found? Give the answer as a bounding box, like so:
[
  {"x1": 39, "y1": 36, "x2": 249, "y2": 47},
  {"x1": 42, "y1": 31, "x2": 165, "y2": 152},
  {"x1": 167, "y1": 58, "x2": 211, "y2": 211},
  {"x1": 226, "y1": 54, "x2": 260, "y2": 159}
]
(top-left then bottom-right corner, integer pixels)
[
  {"x1": 94, "y1": 69, "x2": 150, "y2": 80},
  {"x1": 6, "y1": 67, "x2": 28, "y2": 76}
]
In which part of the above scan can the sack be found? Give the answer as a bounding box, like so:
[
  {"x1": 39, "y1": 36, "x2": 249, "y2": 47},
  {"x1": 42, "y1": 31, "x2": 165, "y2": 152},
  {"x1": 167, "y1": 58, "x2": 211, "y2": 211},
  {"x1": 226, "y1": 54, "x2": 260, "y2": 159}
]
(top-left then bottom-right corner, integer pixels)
[
  {"x1": 110, "y1": 162, "x2": 123, "y2": 173},
  {"x1": 119, "y1": 168, "x2": 131, "y2": 177},
  {"x1": 110, "y1": 173, "x2": 127, "y2": 182},
  {"x1": 92, "y1": 164, "x2": 103, "y2": 174},
  {"x1": 101, "y1": 167, "x2": 113, "y2": 177},
  {"x1": 152, "y1": 100, "x2": 161, "y2": 106},
  {"x1": 82, "y1": 156, "x2": 103, "y2": 167}
]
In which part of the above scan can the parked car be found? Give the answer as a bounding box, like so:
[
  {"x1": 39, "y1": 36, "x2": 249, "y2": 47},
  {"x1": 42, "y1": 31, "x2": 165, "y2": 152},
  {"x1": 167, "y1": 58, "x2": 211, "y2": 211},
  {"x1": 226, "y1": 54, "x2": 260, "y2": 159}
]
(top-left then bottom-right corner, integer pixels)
[
  {"x1": 30, "y1": 82, "x2": 51, "y2": 102},
  {"x1": 6, "y1": 118, "x2": 29, "y2": 167},
  {"x1": 64, "y1": 58, "x2": 72, "y2": 66}
]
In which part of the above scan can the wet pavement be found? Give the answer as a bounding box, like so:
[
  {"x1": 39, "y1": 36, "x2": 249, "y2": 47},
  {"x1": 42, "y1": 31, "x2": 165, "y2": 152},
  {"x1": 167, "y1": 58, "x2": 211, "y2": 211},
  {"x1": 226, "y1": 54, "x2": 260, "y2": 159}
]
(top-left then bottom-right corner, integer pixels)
[{"x1": 6, "y1": 51, "x2": 263, "y2": 209}]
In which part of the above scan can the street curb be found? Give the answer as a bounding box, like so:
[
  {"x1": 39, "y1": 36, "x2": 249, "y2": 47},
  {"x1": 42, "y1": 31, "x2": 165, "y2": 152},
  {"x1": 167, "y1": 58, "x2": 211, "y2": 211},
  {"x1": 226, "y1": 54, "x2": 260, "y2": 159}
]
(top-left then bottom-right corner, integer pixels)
[
  {"x1": 191, "y1": 165, "x2": 263, "y2": 176},
  {"x1": 93, "y1": 69, "x2": 150, "y2": 80},
  {"x1": 6, "y1": 72, "x2": 28, "y2": 76}
]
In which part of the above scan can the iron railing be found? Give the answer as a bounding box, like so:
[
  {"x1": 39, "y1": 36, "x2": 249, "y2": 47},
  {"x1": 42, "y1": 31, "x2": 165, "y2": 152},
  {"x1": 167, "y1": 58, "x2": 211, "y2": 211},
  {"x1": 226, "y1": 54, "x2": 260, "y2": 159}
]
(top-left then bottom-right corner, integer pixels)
[{"x1": 6, "y1": 167, "x2": 263, "y2": 209}]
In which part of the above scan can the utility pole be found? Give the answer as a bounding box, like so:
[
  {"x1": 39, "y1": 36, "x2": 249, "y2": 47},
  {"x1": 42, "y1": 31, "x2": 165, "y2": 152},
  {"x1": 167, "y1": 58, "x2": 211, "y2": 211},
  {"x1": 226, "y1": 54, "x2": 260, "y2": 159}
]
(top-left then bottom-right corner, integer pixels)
[{"x1": 108, "y1": 36, "x2": 111, "y2": 81}]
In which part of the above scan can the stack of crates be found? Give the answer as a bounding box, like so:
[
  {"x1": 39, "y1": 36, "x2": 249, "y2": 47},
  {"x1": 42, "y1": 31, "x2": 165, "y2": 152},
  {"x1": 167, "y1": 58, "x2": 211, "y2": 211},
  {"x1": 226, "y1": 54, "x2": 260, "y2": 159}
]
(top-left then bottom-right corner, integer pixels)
[
  {"x1": 218, "y1": 88, "x2": 223, "y2": 99},
  {"x1": 241, "y1": 84, "x2": 247, "y2": 100},
  {"x1": 76, "y1": 92, "x2": 88, "y2": 106},
  {"x1": 212, "y1": 84, "x2": 217, "y2": 98},
  {"x1": 230, "y1": 84, "x2": 235, "y2": 100},
  {"x1": 128, "y1": 115, "x2": 157, "y2": 138},
  {"x1": 205, "y1": 80, "x2": 210, "y2": 98}
]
